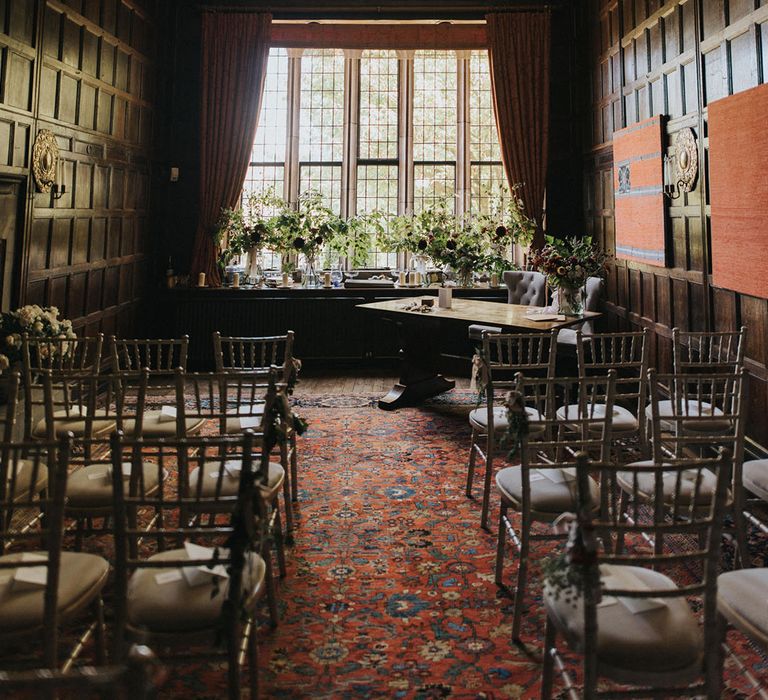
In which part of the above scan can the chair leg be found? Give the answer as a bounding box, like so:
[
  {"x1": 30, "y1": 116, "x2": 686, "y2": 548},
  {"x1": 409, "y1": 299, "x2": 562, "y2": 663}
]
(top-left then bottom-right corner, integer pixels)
[
  {"x1": 466, "y1": 428, "x2": 478, "y2": 498},
  {"x1": 227, "y1": 621, "x2": 241, "y2": 700},
  {"x1": 263, "y1": 549, "x2": 280, "y2": 628},
  {"x1": 480, "y1": 435, "x2": 494, "y2": 530},
  {"x1": 731, "y1": 490, "x2": 750, "y2": 569},
  {"x1": 512, "y1": 512, "x2": 530, "y2": 642},
  {"x1": 92, "y1": 596, "x2": 106, "y2": 666},
  {"x1": 495, "y1": 499, "x2": 508, "y2": 587},
  {"x1": 273, "y1": 504, "x2": 287, "y2": 578},
  {"x1": 540, "y1": 613, "x2": 557, "y2": 700},
  {"x1": 248, "y1": 615, "x2": 260, "y2": 698},
  {"x1": 289, "y1": 430, "x2": 298, "y2": 503},
  {"x1": 281, "y1": 473, "x2": 293, "y2": 535},
  {"x1": 710, "y1": 613, "x2": 728, "y2": 700}
]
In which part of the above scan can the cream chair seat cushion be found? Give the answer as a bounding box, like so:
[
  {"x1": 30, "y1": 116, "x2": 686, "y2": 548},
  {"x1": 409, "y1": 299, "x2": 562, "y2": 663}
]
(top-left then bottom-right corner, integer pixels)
[
  {"x1": 557, "y1": 403, "x2": 638, "y2": 433},
  {"x1": 469, "y1": 406, "x2": 544, "y2": 434},
  {"x1": 5, "y1": 460, "x2": 48, "y2": 501},
  {"x1": 545, "y1": 564, "x2": 702, "y2": 675},
  {"x1": 32, "y1": 409, "x2": 115, "y2": 438},
  {"x1": 617, "y1": 461, "x2": 723, "y2": 506},
  {"x1": 718, "y1": 568, "x2": 768, "y2": 645},
  {"x1": 0, "y1": 551, "x2": 109, "y2": 633},
  {"x1": 188, "y1": 460, "x2": 284, "y2": 499},
  {"x1": 742, "y1": 459, "x2": 768, "y2": 502},
  {"x1": 120, "y1": 410, "x2": 206, "y2": 438},
  {"x1": 644, "y1": 399, "x2": 729, "y2": 433},
  {"x1": 127, "y1": 548, "x2": 265, "y2": 633},
  {"x1": 66, "y1": 462, "x2": 161, "y2": 509},
  {"x1": 496, "y1": 465, "x2": 599, "y2": 515}
]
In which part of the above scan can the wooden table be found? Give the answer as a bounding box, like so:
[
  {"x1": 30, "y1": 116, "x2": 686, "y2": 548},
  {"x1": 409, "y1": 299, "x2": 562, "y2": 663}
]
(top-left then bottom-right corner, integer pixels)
[{"x1": 358, "y1": 296, "x2": 600, "y2": 410}]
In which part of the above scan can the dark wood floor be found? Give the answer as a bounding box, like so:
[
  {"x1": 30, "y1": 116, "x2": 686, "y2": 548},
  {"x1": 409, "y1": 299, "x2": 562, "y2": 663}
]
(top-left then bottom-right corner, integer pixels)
[{"x1": 295, "y1": 370, "x2": 471, "y2": 395}]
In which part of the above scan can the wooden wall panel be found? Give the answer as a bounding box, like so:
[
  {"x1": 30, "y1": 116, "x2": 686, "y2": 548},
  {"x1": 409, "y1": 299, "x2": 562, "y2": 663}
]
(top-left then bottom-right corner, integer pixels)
[
  {"x1": 580, "y1": 0, "x2": 768, "y2": 444},
  {"x1": 0, "y1": 0, "x2": 160, "y2": 337}
]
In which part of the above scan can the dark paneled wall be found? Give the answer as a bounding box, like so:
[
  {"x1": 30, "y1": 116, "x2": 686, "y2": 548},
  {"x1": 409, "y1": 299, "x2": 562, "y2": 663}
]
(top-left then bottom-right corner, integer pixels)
[
  {"x1": 0, "y1": 0, "x2": 163, "y2": 336},
  {"x1": 579, "y1": 0, "x2": 768, "y2": 443}
]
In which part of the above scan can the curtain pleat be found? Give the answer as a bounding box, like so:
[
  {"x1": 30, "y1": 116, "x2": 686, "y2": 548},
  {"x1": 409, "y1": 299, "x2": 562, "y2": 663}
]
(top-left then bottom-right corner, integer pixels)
[
  {"x1": 486, "y1": 12, "x2": 551, "y2": 248},
  {"x1": 189, "y1": 12, "x2": 272, "y2": 286}
]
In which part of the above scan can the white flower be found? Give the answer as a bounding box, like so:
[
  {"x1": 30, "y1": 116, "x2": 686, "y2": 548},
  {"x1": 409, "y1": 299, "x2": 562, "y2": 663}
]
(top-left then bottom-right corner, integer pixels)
[
  {"x1": 0, "y1": 353, "x2": 9, "y2": 371},
  {"x1": 32, "y1": 321, "x2": 44, "y2": 333}
]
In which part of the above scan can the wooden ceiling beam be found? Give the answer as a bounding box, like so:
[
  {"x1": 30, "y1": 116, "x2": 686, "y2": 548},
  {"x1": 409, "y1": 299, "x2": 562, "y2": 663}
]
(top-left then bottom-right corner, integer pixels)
[{"x1": 269, "y1": 23, "x2": 488, "y2": 49}]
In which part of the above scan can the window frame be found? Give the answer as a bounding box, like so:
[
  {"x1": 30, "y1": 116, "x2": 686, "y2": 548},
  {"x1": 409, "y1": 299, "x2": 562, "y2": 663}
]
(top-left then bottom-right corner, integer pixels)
[{"x1": 243, "y1": 47, "x2": 506, "y2": 270}]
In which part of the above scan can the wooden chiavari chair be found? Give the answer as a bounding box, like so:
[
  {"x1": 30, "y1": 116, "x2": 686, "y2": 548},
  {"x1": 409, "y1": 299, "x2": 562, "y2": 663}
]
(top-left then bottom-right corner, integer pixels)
[
  {"x1": 110, "y1": 430, "x2": 269, "y2": 698},
  {"x1": 620, "y1": 369, "x2": 748, "y2": 566},
  {"x1": 558, "y1": 329, "x2": 649, "y2": 462},
  {"x1": 21, "y1": 333, "x2": 105, "y2": 441},
  {"x1": 175, "y1": 367, "x2": 289, "y2": 625},
  {"x1": 494, "y1": 371, "x2": 616, "y2": 642},
  {"x1": 108, "y1": 335, "x2": 201, "y2": 437},
  {"x1": 213, "y1": 330, "x2": 300, "y2": 503},
  {"x1": 541, "y1": 449, "x2": 729, "y2": 699},
  {"x1": 0, "y1": 433, "x2": 109, "y2": 674},
  {"x1": 467, "y1": 330, "x2": 558, "y2": 530}
]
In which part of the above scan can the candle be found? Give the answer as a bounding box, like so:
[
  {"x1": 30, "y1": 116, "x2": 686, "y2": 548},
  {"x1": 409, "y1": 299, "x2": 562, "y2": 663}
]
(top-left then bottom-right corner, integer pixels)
[
  {"x1": 398, "y1": 271, "x2": 407, "y2": 286},
  {"x1": 232, "y1": 273, "x2": 239, "y2": 288},
  {"x1": 415, "y1": 271, "x2": 422, "y2": 286},
  {"x1": 408, "y1": 271, "x2": 417, "y2": 285},
  {"x1": 490, "y1": 272, "x2": 499, "y2": 288},
  {"x1": 438, "y1": 287, "x2": 452, "y2": 309},
  {"x1": 282, "y1": 272, "x2": 290, "y2": 288},
  {"x1": 323, "y1": 271, "x2": 331, "y2": 287},
  {"x1": 197, "y1": 272, "x2": 206, "y2": 287}
]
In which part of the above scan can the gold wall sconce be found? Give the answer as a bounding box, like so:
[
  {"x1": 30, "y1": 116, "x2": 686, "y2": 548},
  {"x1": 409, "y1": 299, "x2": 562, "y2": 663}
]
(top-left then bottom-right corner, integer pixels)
[
  {"x1": 663, "y1": 127, "x2": 698, "y2": 200},
  {"x1": 32, "y1": 129, "x2": 67, "y2": 200}
]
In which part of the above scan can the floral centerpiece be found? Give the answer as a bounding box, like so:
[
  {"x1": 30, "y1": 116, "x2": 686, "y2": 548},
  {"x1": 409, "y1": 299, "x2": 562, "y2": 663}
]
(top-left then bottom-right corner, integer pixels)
[
  {"x1": 528, "y1": 236, "x2": 608, "y2": 315},
  {"x1": 0, "y1": 305, "x2": 76, "y2": 373}
]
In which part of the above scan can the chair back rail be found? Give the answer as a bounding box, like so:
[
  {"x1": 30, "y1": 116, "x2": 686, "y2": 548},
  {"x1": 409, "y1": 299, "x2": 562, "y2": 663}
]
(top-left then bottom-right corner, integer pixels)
[
  {"x1": 213, "y1": 330, "x2": 295, "y2": 385},
  {"x1": 0, "y1": 434, "x2": 72, "y2": 667},
  {"x1": 109, "y1": 430, "x2": 270, "y2": 662},
  {"x1": 672, "y1": 326, "x2": 745, "y2": 373},
  {"x1": 570, "y1": 448, "x2": 729, "y2": 696}
]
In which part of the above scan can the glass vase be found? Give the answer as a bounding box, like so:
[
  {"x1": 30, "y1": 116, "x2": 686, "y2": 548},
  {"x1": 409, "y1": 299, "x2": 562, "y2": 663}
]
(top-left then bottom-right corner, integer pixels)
[
  {"x1": 457, "y1": 268, "x2": 474, "y2": 288},
  {"x1": 556, "y1": 285, "x2": 583, "y2": 316},
  {"x1": 302, "y1": 255, "x2": 319, "y2": 288}
]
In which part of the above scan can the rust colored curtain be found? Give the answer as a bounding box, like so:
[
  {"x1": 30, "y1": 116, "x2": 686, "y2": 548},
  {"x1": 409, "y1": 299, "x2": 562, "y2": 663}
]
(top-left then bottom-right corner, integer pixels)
[
  {"x1": 486, "y1": 12, "x2": 551, "y2": 248},
  {"x1": 189, "y1": 12, "x2": 272, "y2": 286}
]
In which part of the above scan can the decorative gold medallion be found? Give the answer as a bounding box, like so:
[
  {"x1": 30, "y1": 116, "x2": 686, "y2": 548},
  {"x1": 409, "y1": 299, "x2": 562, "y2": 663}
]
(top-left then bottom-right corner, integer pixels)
[
  {"x1": 674, "y1": 127, "x2": 698, "y2": 193},
  {"x1": 32, "y1": 129, "x2": 59, "y2": 193}
]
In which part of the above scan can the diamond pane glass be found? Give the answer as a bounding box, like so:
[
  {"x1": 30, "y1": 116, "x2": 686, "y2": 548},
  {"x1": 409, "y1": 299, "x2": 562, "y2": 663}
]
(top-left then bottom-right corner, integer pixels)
[{"x1": 299, "y1": 50, "x2": 344, "y2": 163}]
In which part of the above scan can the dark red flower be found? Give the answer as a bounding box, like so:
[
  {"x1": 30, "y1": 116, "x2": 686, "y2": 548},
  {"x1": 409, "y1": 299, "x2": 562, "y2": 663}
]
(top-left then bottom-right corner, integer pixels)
[{"x1": 293, "y1": 236, "x2": 305, "y2": 250}]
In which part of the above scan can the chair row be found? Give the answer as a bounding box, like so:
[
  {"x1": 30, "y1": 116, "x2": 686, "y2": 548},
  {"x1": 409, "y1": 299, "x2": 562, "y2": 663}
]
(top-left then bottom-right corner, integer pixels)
[{"x1": 0, "y1": 426, "x2": 273, "y2": 698}]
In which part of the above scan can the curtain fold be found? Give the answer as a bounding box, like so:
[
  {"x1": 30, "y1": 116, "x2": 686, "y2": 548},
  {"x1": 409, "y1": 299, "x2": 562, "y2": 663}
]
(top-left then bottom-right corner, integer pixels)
[
  {"x1": 189, "y1": 12, "x2": 272, "y2": 286},
  {"x1": 486, "y1": 11, "x2": 551, "y2": 249}
]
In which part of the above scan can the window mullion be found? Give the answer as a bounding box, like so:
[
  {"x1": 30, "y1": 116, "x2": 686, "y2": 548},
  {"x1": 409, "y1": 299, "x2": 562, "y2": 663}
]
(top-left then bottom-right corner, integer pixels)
[
  {"x1": 341, "y1": 50, "x2": 361, "y2": 223},
  {"x1": 397, "y1": 50, "x2": 414, "y2": 270},
  {"x1": 456, "y1": 50, "x2": 471, "y2": 220},
  {"x1": 285, "y1": 49, "x2": 303, "y2": 208}
]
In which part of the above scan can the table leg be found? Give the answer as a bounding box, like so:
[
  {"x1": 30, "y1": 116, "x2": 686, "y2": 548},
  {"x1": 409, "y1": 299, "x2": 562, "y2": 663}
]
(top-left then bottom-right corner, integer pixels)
[{"x1": 378, "y1": 318, "x2": 455, "y2": 410}]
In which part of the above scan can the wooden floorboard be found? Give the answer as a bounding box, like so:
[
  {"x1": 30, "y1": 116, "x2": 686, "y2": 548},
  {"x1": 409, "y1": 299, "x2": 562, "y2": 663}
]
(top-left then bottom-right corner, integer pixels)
[{"x1": 295, "y1": 371, "x2": 471, "y2": 395}]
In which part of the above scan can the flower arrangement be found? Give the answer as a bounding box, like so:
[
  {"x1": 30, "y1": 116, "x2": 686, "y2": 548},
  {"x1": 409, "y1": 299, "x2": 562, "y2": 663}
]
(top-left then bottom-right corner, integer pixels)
[
  {"x1": 528, "y1": 236, "x2": 608, "y2": 314},
  {"x1": 529, "y1": 235, "x2": 608, "y2": 291},
  {"x1": 0, "y1": 305, "x2": 76, "y2": 371}
]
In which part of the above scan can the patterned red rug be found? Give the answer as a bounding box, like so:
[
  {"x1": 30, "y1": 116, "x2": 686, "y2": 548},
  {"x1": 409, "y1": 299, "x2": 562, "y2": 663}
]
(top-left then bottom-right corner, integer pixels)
[{"x1": 153, "y1": 396, "x2": 768, "y2": 699}]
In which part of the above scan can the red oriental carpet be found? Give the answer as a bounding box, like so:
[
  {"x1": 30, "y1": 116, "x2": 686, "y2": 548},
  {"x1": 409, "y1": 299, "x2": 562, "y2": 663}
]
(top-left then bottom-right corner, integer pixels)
[{"x1": 154, "y1": 395, "x2": 767, "y2": 698}]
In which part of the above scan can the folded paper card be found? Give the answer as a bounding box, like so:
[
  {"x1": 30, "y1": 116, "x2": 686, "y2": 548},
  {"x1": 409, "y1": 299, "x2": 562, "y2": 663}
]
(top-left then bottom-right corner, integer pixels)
[
  {"x1": 13, "y1": 552, "x2": 48, "y2": 590},
  {"x1": 181, "y1": 542, "x2": 229, "y2": 587},
  {"x1": 158, "y1": 405, "x2": 177, "y2": 423},
  {"x1": 239, "y1": 416, "x2": 261, "y2": 429},
  {"x1": 87, "y1": 462, "x2": 133, "y2": 480},
  {"x1": 600, "y1": 566, "x2": 667, "y2": 614}
]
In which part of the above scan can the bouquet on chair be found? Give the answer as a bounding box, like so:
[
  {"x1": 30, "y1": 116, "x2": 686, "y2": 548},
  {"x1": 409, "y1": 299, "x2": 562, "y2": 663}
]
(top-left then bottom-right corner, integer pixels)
[
  {"x1": 529, "y1": 236, "x2": 608, "y2": 316},
  {"x1": 0, "y1": 305, "x2": 77, "y2": 371}
]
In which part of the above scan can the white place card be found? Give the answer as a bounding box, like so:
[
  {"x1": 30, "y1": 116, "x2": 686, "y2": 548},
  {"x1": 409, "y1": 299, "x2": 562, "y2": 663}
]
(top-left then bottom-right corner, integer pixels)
[
  {"x1": 155, "y1": 570, "x2": 183, "y2": 586},
  {"x1": 13, "y1": 553, "x2": 48, "y2": 590},
  {"x1": 181, "y1": 542, "x2": 229, "y2": 588},
  {"x1": 529, "y1": 471, "x2": 547, "y2": 482},
  {"x1": 87, "y1": 463, "x2": 133, "y2": 480},
  {"x1": 158, "y1": 405, "x2": 177, "y2": 423},
  {"x1": 600, "y1": 569, "x2": 667, "y2": 615},
  {"x1": 239, "y1": 416, "x2": 260, "y2": 430}
]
